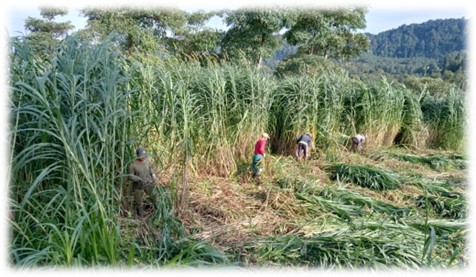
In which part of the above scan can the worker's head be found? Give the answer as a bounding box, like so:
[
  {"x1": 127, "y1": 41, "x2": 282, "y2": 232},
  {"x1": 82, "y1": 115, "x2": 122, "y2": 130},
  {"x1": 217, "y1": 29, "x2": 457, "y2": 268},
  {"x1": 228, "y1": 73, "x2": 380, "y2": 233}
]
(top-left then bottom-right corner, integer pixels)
[
  {"x1": 135, "y1": 147, "x2": 147, "y2": 162},
  {"x1": 261, "y1": 132, "x2": 270, "y2": 140}
]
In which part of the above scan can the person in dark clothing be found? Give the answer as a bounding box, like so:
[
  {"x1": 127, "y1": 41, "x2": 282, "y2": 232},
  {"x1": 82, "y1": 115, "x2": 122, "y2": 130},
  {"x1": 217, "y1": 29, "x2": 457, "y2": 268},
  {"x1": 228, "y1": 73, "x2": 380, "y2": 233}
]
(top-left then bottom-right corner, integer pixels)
[
  {"x1": 128, "y1": 147, "x2": 158, "y2": 218},
  {"x1": 296, "y1": 133, "x2": 312, "y2": 162}
]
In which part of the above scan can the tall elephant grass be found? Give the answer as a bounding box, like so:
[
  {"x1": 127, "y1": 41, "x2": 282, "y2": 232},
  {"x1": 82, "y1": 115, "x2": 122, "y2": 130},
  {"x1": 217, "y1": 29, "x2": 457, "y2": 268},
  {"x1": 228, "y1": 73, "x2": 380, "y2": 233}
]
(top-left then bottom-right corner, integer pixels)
[
  {"x1": 125, "y1": 49, "x2": 465, "y2": 175},
  {"x1": 272, "y1": 76, "x2": 323, "y2": 154},
  {"x1": 396, "y1": 91, "x2": 429, "y2": 148},
  {"x1": 9, "y1": 35, "x2": 229, "y2": 267},
  {"x1": 421, "y1": 89, "x2": 466, "y2": 151},
  {"x1": 125, "y1": 54, "x2": 275, "y2": 177},
  {"x1": 9, "y1": 36, "x2": 129, "y2": 266},
  {"x1": 345, "y1": 78, "x2": 405, "y2": 148},
  {"x1": 272, "y1": 74, "x2": 422, "y2": 159}
]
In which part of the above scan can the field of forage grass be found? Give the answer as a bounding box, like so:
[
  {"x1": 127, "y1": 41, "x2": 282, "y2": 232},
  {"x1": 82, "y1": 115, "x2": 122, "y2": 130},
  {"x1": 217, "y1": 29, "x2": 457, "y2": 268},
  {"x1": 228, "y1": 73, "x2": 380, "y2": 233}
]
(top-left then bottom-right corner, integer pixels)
[{"x1": 8, "y1": 34, "x2": 467, "y2": 268}]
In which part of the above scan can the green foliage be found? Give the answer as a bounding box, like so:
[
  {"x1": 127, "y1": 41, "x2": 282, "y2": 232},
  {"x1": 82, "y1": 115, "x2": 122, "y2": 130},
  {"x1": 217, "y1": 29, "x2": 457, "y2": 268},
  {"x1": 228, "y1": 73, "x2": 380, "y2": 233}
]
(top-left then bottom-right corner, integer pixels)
[
  {"x1": 283, "y1": 7, "x2": 369, "y2": 60},
  {"x1": 10, "y1": 34, "x2": 229, "y2": 267},
  {"x1": 344, "y1": 18, "x2": 467, "y2": 90},
  {"x1": 221, "y1": 8, "x2": 288, "y2": 66},
  {"x1": 319, "y1": 187, "x2": 411, "y2": 216},
  {"x1": 415, "y1": 194, "x2": 466, "y2": 219},
  {"x1": 23, "y1": 7, "x2": 74, "y2": 60},
  {"x1": 10, "y1": 35, "x2": 127, "y2": 266},
  {"x1": 271, "y1": 71, "x2": 351, "y2": 155},
  {"x1": 124, "y1": 51, "x2": 277, "y2": 175},
  {"x1": 402, "y1": 76, "x2": 459, "y2": 98},
  {"x1": 395, "y1": 91, "x2": 428, "y2": 147},
  {"x1": 274, "y1": 54, "x2": 343, "y2": 77},
  {"x1": 420, "y1": 90, "x2": 466, "y2": 150},
  {"x1": 369, "y1": 18, "x2": 466, "y2": 60},
  {"x1": 80, "y1": 8, "x2": 188, "y2": 52},
  {"x1": 409, "y1": 179, "x2": 467, "y2": 220}
]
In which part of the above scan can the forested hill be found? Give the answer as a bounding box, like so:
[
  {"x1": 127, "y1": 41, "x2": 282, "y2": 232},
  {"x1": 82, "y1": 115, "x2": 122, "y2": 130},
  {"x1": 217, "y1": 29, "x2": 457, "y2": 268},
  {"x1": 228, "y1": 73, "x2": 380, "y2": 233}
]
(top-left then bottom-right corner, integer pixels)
[{"x1": 367, "y1": 18, "x2": 467, "y2": 59}]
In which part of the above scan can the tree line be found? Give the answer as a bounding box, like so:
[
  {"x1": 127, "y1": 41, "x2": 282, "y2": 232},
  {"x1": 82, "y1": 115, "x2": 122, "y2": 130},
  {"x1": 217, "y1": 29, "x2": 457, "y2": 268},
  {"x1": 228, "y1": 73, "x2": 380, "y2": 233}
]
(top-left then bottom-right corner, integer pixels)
[
  {"x1": 17, "y1": 7, "x2": 368, "y2": 70},
  {"x1": 15, "y1": 7, "x2": 467, "y2": 95},
  {"x1": 347, "y1": 18, "x2": 467, "y2": 90}
]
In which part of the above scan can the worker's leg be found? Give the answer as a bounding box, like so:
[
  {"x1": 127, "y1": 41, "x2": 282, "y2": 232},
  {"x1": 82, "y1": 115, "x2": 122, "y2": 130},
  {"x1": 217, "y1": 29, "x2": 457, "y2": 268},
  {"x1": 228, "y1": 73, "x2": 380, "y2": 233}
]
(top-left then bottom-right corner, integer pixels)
[
  {"x1": 133, "y1": 181, "x2": 146, "y2": 217},
  {"x1": 351, "y1": 137, "x2": 359, "y2": 152},
  {"x1": 251, "y1": 154, "x2": 262, "y2": 179},
  {"x1": 296, "y1": 145, "x2": 301, "y2": 161},
  {"x1": 251, "y1": 154, "x2": 262, "y2": 176},
  {"x1": 121, "y1": 179, "x2": 132, "y2": 213},
  {"x1": 303, "y1": 145, "x2": 308, "y2": 161}
]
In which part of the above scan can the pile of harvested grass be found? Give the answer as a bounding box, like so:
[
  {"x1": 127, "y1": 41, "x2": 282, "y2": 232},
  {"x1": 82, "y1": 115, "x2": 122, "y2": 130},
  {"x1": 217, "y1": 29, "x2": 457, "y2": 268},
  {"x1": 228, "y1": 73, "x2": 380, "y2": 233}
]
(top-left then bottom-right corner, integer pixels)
[{"x1": 326, "y1": 163, "x2": 402, "y2": 190}]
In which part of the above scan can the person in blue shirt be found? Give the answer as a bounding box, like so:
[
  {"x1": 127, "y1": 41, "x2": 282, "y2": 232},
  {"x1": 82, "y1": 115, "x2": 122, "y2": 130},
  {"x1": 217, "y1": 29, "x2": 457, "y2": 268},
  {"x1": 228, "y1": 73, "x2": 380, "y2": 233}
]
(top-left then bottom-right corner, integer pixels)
[{"x1": 296, "y1": 133, "x2": 312, "y2": 162}]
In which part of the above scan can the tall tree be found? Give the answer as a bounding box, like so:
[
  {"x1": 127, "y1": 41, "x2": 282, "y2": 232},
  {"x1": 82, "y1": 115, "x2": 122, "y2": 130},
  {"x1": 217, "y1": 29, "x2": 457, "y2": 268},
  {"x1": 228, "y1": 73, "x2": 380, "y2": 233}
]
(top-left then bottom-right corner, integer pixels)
[
  {"x1": 220, "y1": 8, "x2": 288, "y2": 68},
  {"x1": 168, "y1": 10, "x2": 222, "y2": 59},
  {"x1": 80, "y1": 8, "x2": 188, "y2": 53},
  {"x1": 80, "y1": 8, "x2": 223, "y2": 57},
  {"x1": 283, "y1": 7, "x2": 369, "y2": 60},
  {"x1": 24, "y1": 7, "x2": 74, "y2": 59}
]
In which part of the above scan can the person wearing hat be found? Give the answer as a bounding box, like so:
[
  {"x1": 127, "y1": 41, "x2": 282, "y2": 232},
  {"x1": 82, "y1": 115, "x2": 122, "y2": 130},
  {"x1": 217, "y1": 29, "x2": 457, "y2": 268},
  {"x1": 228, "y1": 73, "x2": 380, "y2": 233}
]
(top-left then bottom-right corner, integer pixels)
[
  {"x1": 128, "y1": 147, "x2": 158, "y2": 217},
  {"x1": 351, "y1": 133, "x2": 366, "y2": 153},
  {"x1": 251, "y1": 132, "x2": 270, "y2": 182},
  {"x1": 296, "y1": 132, "x2": 312, "y2": 162}
]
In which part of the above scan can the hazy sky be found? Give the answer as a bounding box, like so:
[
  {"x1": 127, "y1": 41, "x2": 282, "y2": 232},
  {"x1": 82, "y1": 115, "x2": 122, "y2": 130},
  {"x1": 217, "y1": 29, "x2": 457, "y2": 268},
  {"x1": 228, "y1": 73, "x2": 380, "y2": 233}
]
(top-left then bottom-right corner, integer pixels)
[{"x1": 4, "y1": 0, "x2": 470, "y2": 36}]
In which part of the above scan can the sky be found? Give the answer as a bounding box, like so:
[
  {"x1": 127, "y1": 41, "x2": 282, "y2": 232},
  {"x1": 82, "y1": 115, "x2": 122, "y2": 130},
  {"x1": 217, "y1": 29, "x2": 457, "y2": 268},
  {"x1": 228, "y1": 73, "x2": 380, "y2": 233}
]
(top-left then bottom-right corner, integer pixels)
[
  {"x1": 2, "y1": 0, "x2": 471, "y2": 36},
  {"x1": 1, "y1": 0, "x2": 475, "y2": 276}
]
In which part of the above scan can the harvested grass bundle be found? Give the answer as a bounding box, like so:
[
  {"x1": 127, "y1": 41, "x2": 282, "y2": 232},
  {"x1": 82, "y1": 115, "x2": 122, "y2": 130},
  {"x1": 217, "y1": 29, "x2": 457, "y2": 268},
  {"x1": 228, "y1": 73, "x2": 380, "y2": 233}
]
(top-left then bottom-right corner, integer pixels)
[
  {"x1": 319, "y1": 186, "x2": 411, "y2": 216},
  {"x1": 295, "y1": 192, "x2": 361, "y2": 221},
  {"x1": 415, "y1": 194, "x2": 466, "y2": 219},
  {"x1": 327, "y1": 163, "x2": 402, "y2": 190},
  {"x1": 249, "y1": 225, "x2": 424, "y2": 268},
  {"x1": 404, "y1": 177, "x2": 467, "y2": 219},
  {"x1": 407, "y1": 219, "x2": 466, "y2": 235},
  {"x1": 389, "y1": 153, "x2": 466, "y2": 171}
]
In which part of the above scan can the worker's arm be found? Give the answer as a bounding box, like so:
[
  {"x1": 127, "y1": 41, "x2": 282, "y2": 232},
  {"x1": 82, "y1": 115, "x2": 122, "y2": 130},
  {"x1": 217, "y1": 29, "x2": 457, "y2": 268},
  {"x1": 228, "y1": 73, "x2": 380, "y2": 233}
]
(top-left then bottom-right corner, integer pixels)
[
  {"x1": 150, "y1": 162, "x2": 158, "y2": 181},
  {"x1": 128, "y1": 164, "x2": 142, "y2": 182}
]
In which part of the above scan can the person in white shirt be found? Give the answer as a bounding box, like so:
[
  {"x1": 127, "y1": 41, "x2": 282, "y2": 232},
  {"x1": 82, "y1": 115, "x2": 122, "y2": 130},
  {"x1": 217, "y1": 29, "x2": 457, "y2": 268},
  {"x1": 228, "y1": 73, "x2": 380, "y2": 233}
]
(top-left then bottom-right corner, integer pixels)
[{"x1": 351, "y1": 134, "x2": 366, "y2": 153}]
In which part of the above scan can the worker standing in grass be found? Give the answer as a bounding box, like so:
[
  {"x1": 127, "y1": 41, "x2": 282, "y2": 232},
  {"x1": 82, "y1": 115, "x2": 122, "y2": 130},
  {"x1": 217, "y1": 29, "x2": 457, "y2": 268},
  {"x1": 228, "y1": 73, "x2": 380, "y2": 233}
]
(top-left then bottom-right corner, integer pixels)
[
  {"x1": 128, "y1": 147, "x2": 159, "y2": 218},
  {"x1": 296, "y1": 132, "x2": 313, "y2": 162},
  {"x1": 251, "y1": 133, "x2": 270, "y2": 182},
  {"x1": 351, "y1": 133, "x2": 366, "y2": 153}
]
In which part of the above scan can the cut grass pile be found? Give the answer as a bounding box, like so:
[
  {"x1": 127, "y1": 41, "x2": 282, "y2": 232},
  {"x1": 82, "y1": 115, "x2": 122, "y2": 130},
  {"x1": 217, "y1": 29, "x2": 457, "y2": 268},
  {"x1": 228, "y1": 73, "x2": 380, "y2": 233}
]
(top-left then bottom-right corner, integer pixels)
[
  {"x1": 326, "y1": 163, "x2": 402, "y2": 190},
  {"x1": 388, "y1": 153, "x2": 466, "y2": 171},
  {"x1": 172, "y1": 149, "x2": 468, "y2": 269}
]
